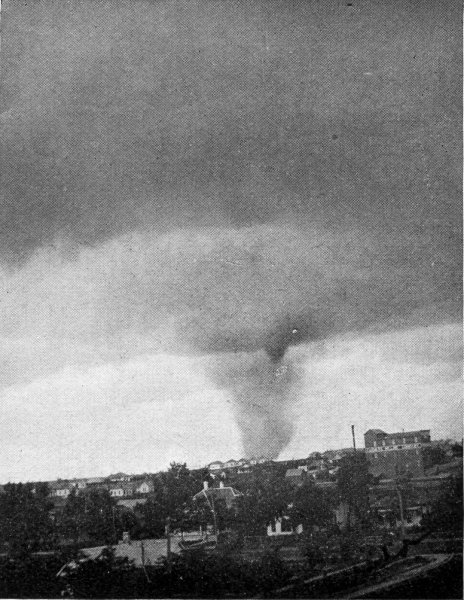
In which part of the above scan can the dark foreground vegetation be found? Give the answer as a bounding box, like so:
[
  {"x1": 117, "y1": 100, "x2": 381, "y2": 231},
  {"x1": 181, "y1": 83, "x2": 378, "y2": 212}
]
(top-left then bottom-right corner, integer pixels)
[
  {"x1": 0, "y1": 547, "x2": 294, "y2": 599},
  {"x1": 0, "y1": 544, "x2": 462, "y2": 599},
  {"x1": 0, "y1": 455, "x2": 461, "y2": 598}
]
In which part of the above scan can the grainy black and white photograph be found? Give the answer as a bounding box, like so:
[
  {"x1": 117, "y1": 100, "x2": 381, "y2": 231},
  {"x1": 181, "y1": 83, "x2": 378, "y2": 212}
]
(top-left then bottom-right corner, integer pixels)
[{"x1": 0, "y1": 0, "x2": 462, "y2": 597}]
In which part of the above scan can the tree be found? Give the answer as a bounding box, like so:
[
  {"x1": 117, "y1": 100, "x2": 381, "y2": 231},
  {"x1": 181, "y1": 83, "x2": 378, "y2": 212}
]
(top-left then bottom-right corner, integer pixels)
[
  {"x1": 0, "y1": 482, "x2": 54, "y2": 554},
  {"x1": 337, "y1": 453, "x2": 373, "y2": 528},
  {"x1": 61, "y1": 546, "x2": 137, "y2": 598},
  {"x1": 81, "y1": 489, "x2": 118, "y2": 545},
  {"x1": 60, "y1": 488, "x2": 86, "y2": 544},
  {"x1": 423, "y1": 445, "x2": 448, "y2": 470},
  {"x1": 289, "y1": 481, "x2": 336, "y2": 532},
  {"x1": 422, "y1": 474, "x2": 463, "y2": 535},
  {"x1": 233, "y1": 467, "x2": 293, "y2": 535},
  {"x1": 139, "y1": 463, "x2": 203, "y2": 536}
]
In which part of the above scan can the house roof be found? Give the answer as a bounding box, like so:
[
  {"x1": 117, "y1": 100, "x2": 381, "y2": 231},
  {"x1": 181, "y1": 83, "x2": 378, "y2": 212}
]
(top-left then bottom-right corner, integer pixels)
[
  {"x1": 285, "y1": 469, "x2": 304, "y2": 478},
  {"x1": 109, "y1": 481, "x2": 136, "y2": 492},
  {"x1": 193, "y1": 486, "x2": 242, "y2": 508},
  {"x1": 49, "y1": 480, "x2": 74, "y2": 490},
  {"x1": 315, "y1": 481, "x2": 337, "y2": 490},
  {"x1": 136, "y1": 479, "x2": 154, "y2": 487},
  {"x1": 116, "y1": 498, "x2": 147, "y2": 510}
]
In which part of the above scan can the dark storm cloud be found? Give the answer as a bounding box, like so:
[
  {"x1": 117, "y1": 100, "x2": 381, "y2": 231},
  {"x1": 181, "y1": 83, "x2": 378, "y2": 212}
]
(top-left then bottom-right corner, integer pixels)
[
  {"x1": 1, "y1": 0, "x2": 461, "y2": 260},
  {"x1": 1, "y1": 0, "x2": 461, "y2": 456}
]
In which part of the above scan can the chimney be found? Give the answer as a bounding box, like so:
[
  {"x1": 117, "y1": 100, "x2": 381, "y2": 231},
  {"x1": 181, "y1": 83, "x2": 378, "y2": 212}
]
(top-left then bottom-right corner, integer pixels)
[{"x1": 203, "y1": 480, "x2": 209, "y2": 490}]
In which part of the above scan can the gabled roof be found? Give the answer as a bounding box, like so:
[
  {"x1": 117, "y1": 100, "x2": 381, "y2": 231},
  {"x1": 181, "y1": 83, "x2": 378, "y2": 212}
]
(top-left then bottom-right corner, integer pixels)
[
  {"x1": 136, "y1": 479, "x2": 154, "y2": 487},
  {"x1": 193, "y1": 485, "x2": 242, "y2": 508}
]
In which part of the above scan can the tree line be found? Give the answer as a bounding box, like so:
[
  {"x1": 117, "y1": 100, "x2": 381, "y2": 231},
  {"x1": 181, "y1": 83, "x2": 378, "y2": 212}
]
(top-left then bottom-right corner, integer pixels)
[{"x1": 0, "y1": 454, "x2": 461, "y2": 556}]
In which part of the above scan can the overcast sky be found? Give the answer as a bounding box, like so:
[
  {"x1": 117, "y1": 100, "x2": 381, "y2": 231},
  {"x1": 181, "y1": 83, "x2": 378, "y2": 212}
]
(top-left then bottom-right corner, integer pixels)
[{"x1": 0, "y1": 0, "x2": 461, "y2": 482}]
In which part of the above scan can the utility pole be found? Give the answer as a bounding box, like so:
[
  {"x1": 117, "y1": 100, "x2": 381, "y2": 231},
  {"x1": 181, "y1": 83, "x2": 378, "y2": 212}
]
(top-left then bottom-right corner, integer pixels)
[
  {"x1": 112, "y1": 507, "x2": 117, "y2": 543},
  {"x1": 351, "y1": 424, "x2": 357, "y2": 451},
  {"x1": 396, "y1": 483, "x2": 406, "y2": 540},
  {"x1": 211, "y1": 492, "x2": 218, "y2": 537},
  {"x1": 165, "y1": 517, "x2": 172, "y2": 573}
]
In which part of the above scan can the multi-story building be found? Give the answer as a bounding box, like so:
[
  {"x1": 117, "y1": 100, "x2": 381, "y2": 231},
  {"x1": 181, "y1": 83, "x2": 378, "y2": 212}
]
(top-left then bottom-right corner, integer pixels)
[{"x1": 364, "y1": 428, "x2": 431, "y2": 478}]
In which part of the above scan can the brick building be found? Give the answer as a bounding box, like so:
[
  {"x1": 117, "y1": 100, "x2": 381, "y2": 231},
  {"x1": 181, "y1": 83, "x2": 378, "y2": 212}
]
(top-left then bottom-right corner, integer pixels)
[{"x1": 364, "y1": 428, "x2": 431, "y2": 478}]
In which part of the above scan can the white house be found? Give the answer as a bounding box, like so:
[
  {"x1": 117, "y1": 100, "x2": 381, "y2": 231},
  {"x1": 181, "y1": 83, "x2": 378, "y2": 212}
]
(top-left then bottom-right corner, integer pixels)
[
  {"x1": 108, "y1": 472, "x2": 132, "y2": 482},
  {"x1": 208, "y1": 461, "x2": 224, "y2": 472},
  {"x1": 135, "y1": 481, "x2": 153, "y2": 494},
  {"x1": 73, "y1": 479, "x2": 88, "y2": 490},
  {"x1": 267, "y1": 516, "x2": 303, "y2": 536},
  {"x1": 49, "y1": 481, "x2": 74, "y2": 497}
]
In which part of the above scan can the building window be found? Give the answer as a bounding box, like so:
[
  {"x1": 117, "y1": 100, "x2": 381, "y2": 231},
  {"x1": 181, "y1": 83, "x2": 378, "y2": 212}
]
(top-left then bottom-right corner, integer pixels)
[
  {"x1": 373, "y1": 440, "x2": 377, "y2": 447},
  {"x1": 414, "y1": 437, "x2": 418, "y2": 443},
  {"x1": 374, "y1": 453, "x2": 378, "y2": 459},
  {"x1": 382, "y1": 439, "x2": 386, "y2": 446},
  {"x1": 403, "y1": 437, "x2": 406, "y2": 444}
]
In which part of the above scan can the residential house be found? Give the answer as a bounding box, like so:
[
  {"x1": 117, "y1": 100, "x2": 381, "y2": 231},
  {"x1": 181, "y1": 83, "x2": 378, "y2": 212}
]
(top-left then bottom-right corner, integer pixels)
[
  {"x1": 223, "y1": 459, "x2": 239, "y2": 469},
  {"x1": 237, "y1": 465, "x2": 252, "y2": 474},
  {"x1": 285, "y1": 468, "x2": 307, "y2": 485},
  {"x1": 72, "y1": 479, "x2": 88, "y2": 490},
  {"x1": 85, "y1": 477, "x2": 106, "y2": 487},
  {"x1": 117, "y1": 498, "x2": 148, "y2": 511},
  {"x1": 109, "y1": 481, "x2": 136, "y2": 498},
  {"x1": 107, "y1": 472, "x2": 132, "y2": 482},
  {"x1": 267, "y1": 516, "x2": 301, "y2": 536},
  {"x1": 193, "y1": 480, "x2": 242, "y2": 510},
  {"x1": 135, "y1": 480, "x2": 154, "y2": 495},
  {"x1": 49, "y1": 481, "x2": 74, "y2": 498},
  {"x1": 208, "y1": 461, "x2": 224, "y2": 472}
]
